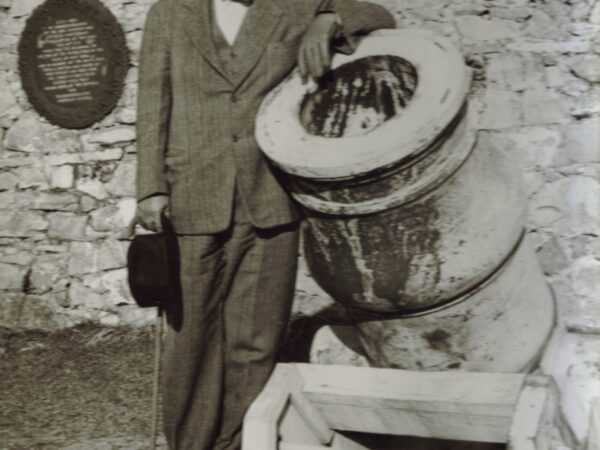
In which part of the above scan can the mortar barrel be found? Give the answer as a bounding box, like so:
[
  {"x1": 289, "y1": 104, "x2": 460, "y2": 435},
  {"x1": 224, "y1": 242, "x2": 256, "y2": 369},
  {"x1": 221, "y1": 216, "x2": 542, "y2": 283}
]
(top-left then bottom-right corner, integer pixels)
[{"x1": 256, "y1": 29, "x2": 555, "y2": 370}]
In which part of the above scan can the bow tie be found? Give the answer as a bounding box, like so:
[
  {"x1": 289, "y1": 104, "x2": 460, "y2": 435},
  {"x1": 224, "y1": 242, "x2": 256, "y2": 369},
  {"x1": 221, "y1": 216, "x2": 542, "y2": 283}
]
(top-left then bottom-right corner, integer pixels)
[{"x1": 230, "y1": 0, "x2": 253, "y2": 6}]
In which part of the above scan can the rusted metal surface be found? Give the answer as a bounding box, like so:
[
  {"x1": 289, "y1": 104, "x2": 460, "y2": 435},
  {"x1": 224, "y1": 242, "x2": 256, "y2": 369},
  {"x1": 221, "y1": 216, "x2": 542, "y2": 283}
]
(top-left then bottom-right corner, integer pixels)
[
  {"x1": 291, "y1": 103, "x2": 472, "y2": 215},
  {"x1": 353, "y1": 236, "x2": 555, "y2": 372},
  {"x1": 300, "y1": 55, "x2": 417, "y2": 138},
  {"x1": 302, "y1": 132, "x2": 525, "y2": 312}
]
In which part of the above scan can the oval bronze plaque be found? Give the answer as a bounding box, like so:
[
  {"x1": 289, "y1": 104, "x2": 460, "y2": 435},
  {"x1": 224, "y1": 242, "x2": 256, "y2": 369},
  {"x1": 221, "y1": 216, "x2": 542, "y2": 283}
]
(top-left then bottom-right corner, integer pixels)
[{"x1": 18, "y1": 0, "x2": 129, "y2": 129}]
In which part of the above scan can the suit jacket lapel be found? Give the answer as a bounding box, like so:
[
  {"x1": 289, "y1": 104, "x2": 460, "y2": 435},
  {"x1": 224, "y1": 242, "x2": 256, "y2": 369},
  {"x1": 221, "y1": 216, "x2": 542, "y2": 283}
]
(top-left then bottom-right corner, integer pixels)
[
  {"x1": 230, "y1": 0, "x2": 283, "y2": 88},
  {"x1": 181, "y1": 0, "x2": 232, "y2": 84}
]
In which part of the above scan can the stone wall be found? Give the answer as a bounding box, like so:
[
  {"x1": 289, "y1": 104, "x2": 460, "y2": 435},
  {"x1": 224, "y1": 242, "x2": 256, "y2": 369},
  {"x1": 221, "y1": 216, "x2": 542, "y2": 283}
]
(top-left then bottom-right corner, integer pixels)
[{"x1": 0, "y1": 0, "x2": 599, "y2": 444}]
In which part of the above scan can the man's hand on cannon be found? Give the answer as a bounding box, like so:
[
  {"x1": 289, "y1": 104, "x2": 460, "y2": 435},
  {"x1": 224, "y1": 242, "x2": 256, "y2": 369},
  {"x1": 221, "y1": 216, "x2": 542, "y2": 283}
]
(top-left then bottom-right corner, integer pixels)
[
  {"x1": 298, "y1": 12, "x2": 340, "y2": 83},
  {"x1": 135, "y1": 194, "x2": 170, "y2": 233}
]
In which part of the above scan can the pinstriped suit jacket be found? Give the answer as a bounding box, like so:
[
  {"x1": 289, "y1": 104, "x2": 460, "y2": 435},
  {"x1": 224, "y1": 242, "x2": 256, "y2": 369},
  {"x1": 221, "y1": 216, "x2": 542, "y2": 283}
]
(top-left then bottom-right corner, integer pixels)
[{"x1": 136, "y1": 0, "x2": 395, "y2": 234}]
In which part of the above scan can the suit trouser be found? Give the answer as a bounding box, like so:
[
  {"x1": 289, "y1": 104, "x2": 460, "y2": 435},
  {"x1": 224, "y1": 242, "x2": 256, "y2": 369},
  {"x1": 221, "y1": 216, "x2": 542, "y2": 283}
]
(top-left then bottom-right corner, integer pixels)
[{"x1": 162, "y1": 191, "x2": 299, "y2": 450}]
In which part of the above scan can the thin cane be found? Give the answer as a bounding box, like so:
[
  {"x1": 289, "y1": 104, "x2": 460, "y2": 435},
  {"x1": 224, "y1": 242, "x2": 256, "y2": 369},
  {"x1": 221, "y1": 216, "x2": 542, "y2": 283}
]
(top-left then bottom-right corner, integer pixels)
[{"x1": 151, "y1": 307, "x2": 163, "y2": 450}]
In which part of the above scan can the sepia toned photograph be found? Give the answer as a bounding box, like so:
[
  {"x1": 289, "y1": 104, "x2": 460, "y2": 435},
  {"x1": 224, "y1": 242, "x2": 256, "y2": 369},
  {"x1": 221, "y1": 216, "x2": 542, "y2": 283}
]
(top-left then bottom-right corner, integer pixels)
[{"x1": 0, "y1": 0, "x2": 598, "y2": 448}]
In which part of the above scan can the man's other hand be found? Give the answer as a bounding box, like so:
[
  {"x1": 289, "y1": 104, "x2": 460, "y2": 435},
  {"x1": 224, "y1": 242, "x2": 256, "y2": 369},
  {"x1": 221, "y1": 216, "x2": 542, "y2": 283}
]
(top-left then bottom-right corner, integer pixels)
[
  {"x1": 135, "y1": 195, "x2": 169, "y2": 232},
  {"x1": 298, "y1": 13, "x2": 338, "y2": 83}
]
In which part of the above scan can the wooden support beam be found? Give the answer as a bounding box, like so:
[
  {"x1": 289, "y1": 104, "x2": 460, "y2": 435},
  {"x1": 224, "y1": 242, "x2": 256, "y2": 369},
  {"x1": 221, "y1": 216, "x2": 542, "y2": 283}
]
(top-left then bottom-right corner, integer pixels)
[
  {"x1": 244, "y1": 363, "x2": 571, "y2": 450},
  {"x1": 242, "y1": 364, "x2": 294, "y2": 450},
  {"x1": 295, "y1": 363, "x2": 526, "y2": 443},
  {"x1": 243, "y1": 364, "x2": 336, "y2": 449},
  {"x1": 288, "y1": 365, "x2": 336, "y2": 445}
]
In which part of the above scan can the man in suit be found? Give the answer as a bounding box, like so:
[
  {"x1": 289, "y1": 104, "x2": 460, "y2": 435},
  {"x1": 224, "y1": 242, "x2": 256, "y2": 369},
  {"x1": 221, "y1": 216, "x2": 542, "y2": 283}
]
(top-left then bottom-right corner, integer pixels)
[{"x1": 135, "y1": 0, "x2": 394, "y2": 448}]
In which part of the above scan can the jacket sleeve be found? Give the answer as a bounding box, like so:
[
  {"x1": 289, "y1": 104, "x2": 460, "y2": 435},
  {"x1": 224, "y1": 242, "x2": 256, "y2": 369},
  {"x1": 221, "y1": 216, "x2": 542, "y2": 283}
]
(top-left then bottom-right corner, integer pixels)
[
  {"x1": 136, "y1": 1, "x2": 171, "y2": 202},
  {"x1": 316, "y1": 0, "x2": 396, "y2": 54}
]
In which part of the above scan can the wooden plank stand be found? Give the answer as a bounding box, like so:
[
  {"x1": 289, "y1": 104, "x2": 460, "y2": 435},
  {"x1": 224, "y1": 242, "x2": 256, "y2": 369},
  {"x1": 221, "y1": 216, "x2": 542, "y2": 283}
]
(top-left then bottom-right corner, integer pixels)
[{"x1": 242, "y1": 363, "x2": 566, "y2": 450}]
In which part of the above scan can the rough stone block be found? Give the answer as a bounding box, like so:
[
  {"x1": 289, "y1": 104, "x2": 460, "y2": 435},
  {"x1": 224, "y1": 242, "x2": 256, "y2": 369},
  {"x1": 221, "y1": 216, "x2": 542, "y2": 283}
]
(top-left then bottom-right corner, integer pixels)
[
  {"x1": 50, "y1": 165, "x2": 74, "y2": 189},
  {"x1": 522, "y1": 89, "x2": 570, "y2": 125},
  {"x1": 80, "y1": 195, "x2": 98, "y2": 213},
  {"x1": 116, "y1": 305, "x2": 155, "y2": 327},
  {"x1": 507, "y1": 39, "x2": 591, "y2": 53},
  {"x1": 126, "y1": 31, "x2": 143, "y2": 61},
  {"x1": 0, "y1": 156, "x2": 35, "y2": 169},
  {"x1": 0, "y1": 74, "x2": 17, "y2": 117},
  {"x1": 564, "y1": 177, "x2": 600, "y2": 230},
  {"x1": 76, "y1": 178, "x2": 108, "y2": 200},
  {"x1": 116, "y1": 108, "x2": 136, "y2": 124},
  {"x1": 479, "y1": 89, "x2": 522, "y2": 129},
  {"x1": 32, "y1": 192, "x2": 80, "y2": 211},
  {"x1": 545, "y1": 65, "x2": 567, "y2": 89},
  {"x1": 566, "y1": 22, "x2": 600, "y2": 40},
  {"x1": 106, "y1": 160, "x2": 136, "y2": 197},
  {"x1": 9, "y1": 0, "x2": 45, "y2": 17},
  {"x1": 456, "y1": 16, "x2": 519, "y2": 42},
  {"x1": 568, "y1": 54, "x2": 600, "y2": 82},
  {"x1": 570, "y1": 256, "x2": 600, "y2": 300},
  {"x1": 537, "y1": 236, "x2": 570, "y2": 276},
  {"x1": 97, "y1": 239, "x2": 128, "y2": 271},
  {"x1": 88, "y1": 126, "x2": 136, "y2": 145},
  {"x1": 528, "y1": 178, "x2": 568, "y2": 229},
  {"x1": 69, "y1": 281, "x2": 111, "y2": 310},
  {"x1": 102, "y1": 268, "x2": 135, "y2": 305},
  {"x1": 528, "y1": 174, "x2": 600, "y2": 235},
  {"x1": 570, "y1": 234, "x2": 600, "y2": 261},
  {"x1": 4, "y1": 111, "x2": 81, "y2": 153},
  {"x1": 486, "y1": 53, "x2": 544, "y2": 91},
  {"x1": 560, "y1": 117, "x2": 600, "y2": 165},
  {"x1": 29, "y1": 254, "x2": 66, "y2": 294},
  {"x1": 541, "y1": 330, "x2": 600, "y2": 441},
  {"x1": 523, "y1": 10, "x2": 568, "y2": 39},
  {"x1": 0, "y1": 171, "x2": 18, "y2": 190},
  {"x1": 122, "y1": 2, "x2": 147, "y2": 32},
  {"x1": 0, "y1": 246, "x2": 35, "y2": 266},
  {"x1": 0, "y1": 262, "x2": 26, "y2": 289},
  {"x1": 117, "y1": 197, "x2": 137, "y2": 228},
  {"x1": 90, "y1": 200, "x2": 135, "y2": 234},
  {"x1": 46, "y1": 148, "x2": 123, "y2": 166},
  {"x1": 571, "y1": 86, "x2": 600, "y2": 117},
  {"x1": 0, "y1": 211, "x2": 48, "y2": 237},
  {"x1": 47, "y1": 213, "x2": 88, "y2": 241},
  {"x1": 98, "y1": 313, "x2": 121, "y2": 326},
  {"x1": 14, "y1": 164, "x2": 49, "y2": 189},
  {"x1": 90, "y1": 205, "x2": 123, "y2": 232},
  {"x1": 68, "y1": 242, "x2": 99, "y2": 276},
  {"x1": 0, "y1": 293, "x2": 25, "y2": 329},
  {"x1": 505, "y1": 126, "x2": 562, "y2": 169},
  {"x1": 0, "y1": 191, "x2": 31, "y2": 209},
  {"x1": 489, "y1": 6, "x2": 532, "y2": 21},
  {"x1": 588, "y1": 398, "x2": 600, "y2": 450}
]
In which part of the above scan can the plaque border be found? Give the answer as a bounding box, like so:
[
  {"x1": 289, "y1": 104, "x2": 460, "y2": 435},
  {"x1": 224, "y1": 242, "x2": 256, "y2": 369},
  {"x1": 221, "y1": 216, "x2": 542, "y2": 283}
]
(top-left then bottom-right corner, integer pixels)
[{"x1": 18, "y1": 0, "x2": 130, "y2": 129}]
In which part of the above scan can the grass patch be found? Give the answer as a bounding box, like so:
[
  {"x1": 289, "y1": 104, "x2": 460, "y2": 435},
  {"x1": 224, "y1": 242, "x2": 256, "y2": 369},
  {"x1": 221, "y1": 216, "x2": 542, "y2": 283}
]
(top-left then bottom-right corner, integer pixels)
[{"x1": 1, "y1": 324, "x2": 161, "y2": 449}]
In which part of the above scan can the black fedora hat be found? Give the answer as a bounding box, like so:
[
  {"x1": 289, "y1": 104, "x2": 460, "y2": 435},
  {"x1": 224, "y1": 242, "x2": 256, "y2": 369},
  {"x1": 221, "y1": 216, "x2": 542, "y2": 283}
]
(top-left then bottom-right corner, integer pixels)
[{"x1": 127, "y1": 215, "x2": 182, "y2": 311}]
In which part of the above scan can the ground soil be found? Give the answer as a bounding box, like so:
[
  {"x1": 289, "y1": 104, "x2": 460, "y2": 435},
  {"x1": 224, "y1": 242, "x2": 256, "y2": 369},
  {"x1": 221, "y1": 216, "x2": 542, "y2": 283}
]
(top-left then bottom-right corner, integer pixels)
[{"x1": 1, "y1": 324, "x2": 167, "y2": 450}]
